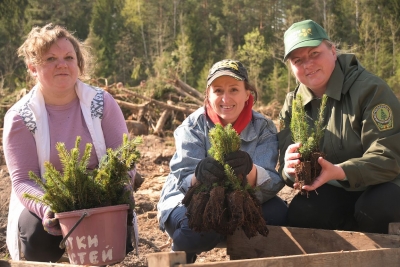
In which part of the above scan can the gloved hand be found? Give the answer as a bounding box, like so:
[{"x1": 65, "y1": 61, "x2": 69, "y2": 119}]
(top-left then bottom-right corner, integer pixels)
[
  {"x1": 42, "y1": 208, "x2": 62, "y2": 236},
  {"x1": 224, "y1": 150, "x2": 253, "y2": 177},
  {"x1": 195, "y1": 157, "x2": 225, "y2": 184}
]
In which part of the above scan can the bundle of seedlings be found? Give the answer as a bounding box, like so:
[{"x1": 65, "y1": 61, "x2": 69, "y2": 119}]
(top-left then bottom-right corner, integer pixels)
[
  {"x1": 290, "y1": 94, "x2": 328, "y2": 194},
  {"x1": 24, "y1": 133, "x2": 142, "y2": 216},
  {"x1": 182, "y1": 124, "x2": 269, "y2": 239}
]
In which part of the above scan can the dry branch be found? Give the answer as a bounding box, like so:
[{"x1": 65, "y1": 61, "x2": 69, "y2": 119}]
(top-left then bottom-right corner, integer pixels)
[
  {"x1": 115, "y1": 100, "x2": 150, "y2": 111},
  {"x1": 116, "y1": 96, "x2": 196, "y2": 114},
  {"x1": 172, "y1": 79, "x2": 204, "y2": 99},
  {"x1": 119, "y1": 87, "x2": 153, "y2": 102},
  {"x1": 168, "y1": 79, "x2": 204, "y2": 105}
]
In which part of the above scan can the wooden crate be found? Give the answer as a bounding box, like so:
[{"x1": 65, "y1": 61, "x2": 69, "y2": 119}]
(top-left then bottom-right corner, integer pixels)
[
  {"x1": 147, "y1": 223, "x2": 400, "y2": 267},
  {"x1": 227, "y1": 224, "x2": 400, "y2": 259},
  {"x1": 5, "y1": 224, "x2": 400, "y2": 267},
  {"x1": 147, "y1": 248, "x2": 400, "y2": 267}
]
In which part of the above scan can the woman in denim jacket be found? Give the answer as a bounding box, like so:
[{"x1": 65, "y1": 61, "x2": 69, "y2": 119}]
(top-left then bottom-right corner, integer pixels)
[{"x1": 157, "y1": 59, "x2": 287, "y2": 263}]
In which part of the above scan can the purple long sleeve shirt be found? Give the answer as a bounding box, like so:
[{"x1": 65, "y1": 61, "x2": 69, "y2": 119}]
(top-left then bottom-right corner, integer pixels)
[{"x1": 3, "y1": 91, "x2": 128, "y2": 219}]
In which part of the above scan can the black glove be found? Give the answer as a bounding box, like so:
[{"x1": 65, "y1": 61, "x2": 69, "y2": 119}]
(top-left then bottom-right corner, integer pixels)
[
  {"x1": 195, "y1": 157, "x2": 225, "y2": 184},
  {"x1": 224, "y1": 150, "x2": 253, "y2": 177}
]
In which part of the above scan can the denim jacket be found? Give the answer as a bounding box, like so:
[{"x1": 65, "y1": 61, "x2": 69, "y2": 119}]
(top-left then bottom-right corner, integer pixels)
[{"x1": 157, "y1": 107, "x2": 285, "y2": 231}]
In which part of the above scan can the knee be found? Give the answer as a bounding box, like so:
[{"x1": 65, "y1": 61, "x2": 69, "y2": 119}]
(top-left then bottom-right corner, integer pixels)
[
  {"x1": 261, "y1": 196, "x2": 288, "y2": 226},
  {"x1": 287, "y1": 196, "x2": 329, "y2": 228},
  {"x1": 21, "y1": 231, "x2": 64, "y2": 262},
  {"x1": 165, "y1": 208, "x2": 221, "y2": 253},
  {"x1": 19, "y1": 210, "x2": 64, "y2": 262},
  {"x1": 172, "y1": 229, "x2": 221, "y2": 253},
  {"x1": 171, "y1": 218, "x2": 221, "y2": 253},
  {"x1": 355, "y1": 183, "x2": 400, "y2": 234}
]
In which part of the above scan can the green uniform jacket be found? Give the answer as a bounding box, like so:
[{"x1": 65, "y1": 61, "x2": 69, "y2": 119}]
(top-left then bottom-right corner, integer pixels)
[{"x1": 278, "y1": 54, "x2": 400, "y2": 191}]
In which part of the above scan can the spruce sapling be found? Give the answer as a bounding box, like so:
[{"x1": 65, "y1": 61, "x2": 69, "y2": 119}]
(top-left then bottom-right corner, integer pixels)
[
  {"x1": 290, "y1": 94, "x2": 328, "y2": 161},
  {"x1": 24, "y1": 134, "x2": 142, "y2": 213}
]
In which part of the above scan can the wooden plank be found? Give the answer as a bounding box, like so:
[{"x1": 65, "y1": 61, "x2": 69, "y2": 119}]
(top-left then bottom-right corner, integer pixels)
[
  {"x1": 147, "y1": 248, "x2": 400, "y2": 267},
  {"x1": 147, "y1": 251, "x2": 186, "y2": 267},
  {"x1": 227, "y1": 225, "x2": 400, "y2": 260},
  {"x1": 0, "y1": 260, "x2": 96, "y2": 267}
]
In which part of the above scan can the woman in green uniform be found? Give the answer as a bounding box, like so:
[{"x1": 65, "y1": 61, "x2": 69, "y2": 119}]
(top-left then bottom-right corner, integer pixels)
[{"x1": 279, "y1": 19, "x2": 400, "y2": 234}]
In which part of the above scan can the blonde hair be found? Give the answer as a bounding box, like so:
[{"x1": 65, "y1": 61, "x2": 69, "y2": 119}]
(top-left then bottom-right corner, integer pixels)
[{"x1": 17, "y1": 23, "x2": 93, "y2": 80}]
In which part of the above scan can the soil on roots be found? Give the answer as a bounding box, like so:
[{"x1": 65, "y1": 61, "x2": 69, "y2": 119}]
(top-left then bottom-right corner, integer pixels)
[
  {"x1": 226, "y1": 191, "x2": 245, "y2": 235},
  {"x1": 295, "y1": 151, "x2": 325, "y2": 195},
  {"x1": 185, "y1": 185, "x2": 269, "y2": 239},
  {"x1": 203, "y1": 186, "x2": 229, "y2": 234},
  {"x1": 186, "y1": 191, "x2": 209, "y2": 232},
  {"x1": 242, "y1": 193, "x2": 269, "y2": 238}
]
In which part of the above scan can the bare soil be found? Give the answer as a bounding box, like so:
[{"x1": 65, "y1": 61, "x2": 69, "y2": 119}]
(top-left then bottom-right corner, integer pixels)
[{"x1": 0, "y1": 134, "x2": 297, "y2": 266}]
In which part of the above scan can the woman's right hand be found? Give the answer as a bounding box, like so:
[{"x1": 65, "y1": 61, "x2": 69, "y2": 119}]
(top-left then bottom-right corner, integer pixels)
[
  {"x1": 284, "y1": 143, "x2": 301, "y2": 177},
  {"x1": 194, "y1": 157, "x2": 225, "y2": 185}
]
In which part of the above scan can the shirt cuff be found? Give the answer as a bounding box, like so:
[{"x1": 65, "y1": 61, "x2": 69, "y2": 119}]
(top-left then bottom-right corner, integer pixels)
[
  {"x1": 255, "y1": 165, "x2": 269, "y2": 186},
  {"x1": 283, "y1": 168, "x2": 296, "y2": 183}
]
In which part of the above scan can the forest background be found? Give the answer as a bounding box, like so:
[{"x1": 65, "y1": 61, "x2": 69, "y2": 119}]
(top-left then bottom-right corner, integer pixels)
[{"x1": 1, "y1": 0, "x2": 400, "y2": 128}]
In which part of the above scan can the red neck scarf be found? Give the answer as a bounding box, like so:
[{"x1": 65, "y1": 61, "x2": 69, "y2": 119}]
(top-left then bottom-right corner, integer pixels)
[{"x1": 206, "y1": 94, "x2": 253, "y2": 134}]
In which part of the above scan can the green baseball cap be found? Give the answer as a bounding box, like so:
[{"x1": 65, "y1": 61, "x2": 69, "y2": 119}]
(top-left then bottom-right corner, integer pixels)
[{"x1": 283, "y1": 19, "x2": 329, "y2": 61}]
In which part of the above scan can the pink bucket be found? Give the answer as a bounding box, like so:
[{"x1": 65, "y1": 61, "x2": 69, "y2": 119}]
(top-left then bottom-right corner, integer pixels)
[{"x1": 55, "y1": 204, "x2": 129, "y2": 266}]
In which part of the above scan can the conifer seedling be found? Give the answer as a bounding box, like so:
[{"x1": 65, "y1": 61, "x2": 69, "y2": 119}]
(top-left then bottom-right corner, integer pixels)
[
  {"x1": 183, "y1": 123, "x2": 268, "y2": 238},
  {"x1": 23, "y1": 134, "x2": 142, "y2": 213},
  {"x1": 290, "y1": 94, "x2": 328, "y2": 192}
]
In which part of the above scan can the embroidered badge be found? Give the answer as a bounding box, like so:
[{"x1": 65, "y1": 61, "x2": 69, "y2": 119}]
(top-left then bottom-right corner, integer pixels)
[
  {"x1": 299, "y1": 28, "x2": 312, "y2": 37},
  {"x1": 372, "y1": 104, "x2": 393, "y2": 131},
  {"x1": 287, "y1": 28, "x2": 313, "y2": 44}
]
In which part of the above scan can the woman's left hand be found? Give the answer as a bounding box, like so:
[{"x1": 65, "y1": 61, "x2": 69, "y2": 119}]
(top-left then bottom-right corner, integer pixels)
[
  {"x1": 300, "y1": 157, "x2": 346, "y2": 191},
  {"x1": 42, "y1": 208, "x2": 62, "y2": 236}
]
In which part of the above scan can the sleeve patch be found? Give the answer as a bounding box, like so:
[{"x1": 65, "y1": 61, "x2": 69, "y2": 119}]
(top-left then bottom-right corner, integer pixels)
[{"x1": 372, "y1": 104, "x2": 393, "y2": 131}]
